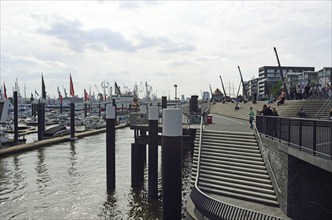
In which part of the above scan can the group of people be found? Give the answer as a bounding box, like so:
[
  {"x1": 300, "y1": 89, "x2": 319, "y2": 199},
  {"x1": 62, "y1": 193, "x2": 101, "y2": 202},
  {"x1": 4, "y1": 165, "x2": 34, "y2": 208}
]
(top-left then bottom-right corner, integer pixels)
[
  {"x1": 248, "y1": 104, "x2": 279, "y2": 129},
  {"x1": 290, "y1": 83, "x2": 332, "y2": 100}
]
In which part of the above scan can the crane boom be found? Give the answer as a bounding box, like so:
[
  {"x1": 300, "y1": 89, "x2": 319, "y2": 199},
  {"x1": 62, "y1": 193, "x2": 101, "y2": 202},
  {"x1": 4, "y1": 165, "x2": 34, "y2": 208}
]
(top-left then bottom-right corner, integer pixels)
[{"x1": 219, "y1": 75, "x2": 227, "y2": 97}]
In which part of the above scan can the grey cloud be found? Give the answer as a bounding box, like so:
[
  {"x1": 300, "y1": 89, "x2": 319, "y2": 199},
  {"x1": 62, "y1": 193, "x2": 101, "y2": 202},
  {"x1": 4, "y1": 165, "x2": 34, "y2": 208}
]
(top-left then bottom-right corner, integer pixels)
[
  {"x1": 39, "y1": 19, "x2": 136, "y2": 52},
  {"x1": 38, "y1": 17, "x2": 195, "y2": 54},
  {"x1": 135, "y1": 34, "x2": 196, "y2": 53}
]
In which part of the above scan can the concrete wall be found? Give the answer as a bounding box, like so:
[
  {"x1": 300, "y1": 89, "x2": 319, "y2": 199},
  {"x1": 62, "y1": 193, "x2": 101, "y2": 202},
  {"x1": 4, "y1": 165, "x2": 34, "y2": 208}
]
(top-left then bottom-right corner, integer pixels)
[
  {"x1": 258, "y1": 136, "x2": 289, "y2": 214},
  {"x1": 260, "y1": 135, "x2": 332, "y2": 220}
]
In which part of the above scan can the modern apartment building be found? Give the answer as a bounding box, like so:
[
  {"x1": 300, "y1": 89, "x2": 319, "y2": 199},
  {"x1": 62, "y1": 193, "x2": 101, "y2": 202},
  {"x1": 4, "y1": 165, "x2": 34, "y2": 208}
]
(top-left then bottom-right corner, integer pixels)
[
  {"x1": 317, "y1": 67, "x2": 332, "y2": 86},
  {"x1": 258, "y1": 66, "x2": 315, "y2": 96}
]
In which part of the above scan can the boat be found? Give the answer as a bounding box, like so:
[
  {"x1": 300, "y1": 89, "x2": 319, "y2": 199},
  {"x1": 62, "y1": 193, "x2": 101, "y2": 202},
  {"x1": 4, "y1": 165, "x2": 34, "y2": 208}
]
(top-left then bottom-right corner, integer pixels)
[
  {"x1": 43, "y1": 125, "x2": 70, "y2": 138},
  {"x1": 84, "y1": 116, "x2": 106, "y2": 130}
]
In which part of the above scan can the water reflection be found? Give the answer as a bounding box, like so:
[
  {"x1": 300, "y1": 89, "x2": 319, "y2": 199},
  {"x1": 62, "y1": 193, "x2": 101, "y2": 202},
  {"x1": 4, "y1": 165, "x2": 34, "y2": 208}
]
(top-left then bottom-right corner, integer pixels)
[
  {"x1": 13, "y1": 156, "x2": 25, "y2": 191},
  {"x1": 68, "y1": 142, "x2": 78, "y2": 177},
  {"x1": 35, "y1": 148, "x2": 51, "y2": 189},
  {"x1": 127, "y1": 184, "x2": 161, "y2": 219},
  {"x1": 99, "y1": 191, "x2": 119, "y2": 219}
]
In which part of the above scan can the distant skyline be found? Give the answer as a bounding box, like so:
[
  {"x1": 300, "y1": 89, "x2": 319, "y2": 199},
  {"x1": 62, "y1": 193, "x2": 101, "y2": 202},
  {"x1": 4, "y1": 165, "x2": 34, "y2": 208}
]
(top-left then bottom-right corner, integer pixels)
[{"x1": 1, "y1": 1, "x2": 331, "y2": 99}]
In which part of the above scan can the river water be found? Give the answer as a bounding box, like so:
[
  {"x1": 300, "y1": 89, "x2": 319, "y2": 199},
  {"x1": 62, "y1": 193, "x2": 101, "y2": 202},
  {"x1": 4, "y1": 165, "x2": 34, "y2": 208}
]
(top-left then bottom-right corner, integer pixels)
[{"x1": 0, "y1": 127, "x2": 193, "y2": 219}]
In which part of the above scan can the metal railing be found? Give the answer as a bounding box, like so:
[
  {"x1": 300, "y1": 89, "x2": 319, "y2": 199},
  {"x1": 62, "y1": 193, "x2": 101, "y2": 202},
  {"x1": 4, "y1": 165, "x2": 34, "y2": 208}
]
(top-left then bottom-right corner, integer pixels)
[
  {"x1": 256, "y1": 115, "x2": 332, "y2": 160},
  {"x1": 315, "y1": 96, "x2": 332, "y2": 119},
  {"x1": 189, "y1": 110, "x2": 284, "y2": 220}
]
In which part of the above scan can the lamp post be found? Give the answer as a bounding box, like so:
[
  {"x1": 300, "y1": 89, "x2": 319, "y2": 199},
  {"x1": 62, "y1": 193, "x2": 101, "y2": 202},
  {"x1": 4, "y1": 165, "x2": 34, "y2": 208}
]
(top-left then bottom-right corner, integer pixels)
[{"x1": 174, "y1": 84, "x2": 178, "y2": 108}]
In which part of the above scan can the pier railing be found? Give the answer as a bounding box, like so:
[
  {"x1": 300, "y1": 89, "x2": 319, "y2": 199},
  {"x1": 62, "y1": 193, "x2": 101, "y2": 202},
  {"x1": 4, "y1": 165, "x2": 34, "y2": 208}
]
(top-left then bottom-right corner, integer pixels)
[
  {"x1": 190, "y1": 109, "x2": 283, "y2": 220},
  {"x1": 256, "y1": 115, "x2": 332, "y2": 161}
]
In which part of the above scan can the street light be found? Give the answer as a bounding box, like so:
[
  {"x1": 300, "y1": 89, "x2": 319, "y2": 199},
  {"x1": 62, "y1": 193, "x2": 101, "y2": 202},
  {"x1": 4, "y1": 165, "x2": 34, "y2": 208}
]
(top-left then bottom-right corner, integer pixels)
[{"x1": 174, "y1": 84, "x2": 178, "y2": 108}]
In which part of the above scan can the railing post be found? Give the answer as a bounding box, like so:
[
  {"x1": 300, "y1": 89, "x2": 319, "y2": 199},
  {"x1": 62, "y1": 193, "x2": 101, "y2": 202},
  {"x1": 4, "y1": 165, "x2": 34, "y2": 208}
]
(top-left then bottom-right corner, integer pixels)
[
  {"x1": 279, "y1": 117, "x2": 282, "y2": 142},
  {"x1": 288, "y1": 118, "x2": 291, "y2": 146},
  {"x1": 313, "y1": 121, "x2": 317, "y2": 155},
  {"x1": 330, "y1": 121, "x2": 332, "y2": 161},
  {"x1": 299, "y1": 119, "x2": 302, "y2": 150}
]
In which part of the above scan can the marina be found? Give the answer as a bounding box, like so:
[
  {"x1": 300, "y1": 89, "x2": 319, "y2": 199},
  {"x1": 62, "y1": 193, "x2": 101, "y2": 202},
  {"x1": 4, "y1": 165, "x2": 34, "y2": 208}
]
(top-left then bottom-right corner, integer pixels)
[
  {"x1": 0, "y1": 127, "x2": 193, "y2": 219},
  {"x1": 1, "y1": 1, "x2": 332, "y2": 219}
]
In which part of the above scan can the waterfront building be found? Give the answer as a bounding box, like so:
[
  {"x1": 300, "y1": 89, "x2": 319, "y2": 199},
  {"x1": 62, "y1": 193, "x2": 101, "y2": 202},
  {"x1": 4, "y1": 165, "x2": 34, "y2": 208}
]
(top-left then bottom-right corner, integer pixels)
[
  {"x1": 212, "y1": 88, "x2": 223, "y2": 102},
  {"x1": 202, "y1": 91, "x2": 210, "y2": 101},
  {"x1": 246, "y1": 78, "x2": 259, "y2": 99},
  {"x1": 258, "y1": 66, "x2": 315, "y2": 96},
  {"x1": 318, "y1": 67, "x2": 332, "y2": 86}
]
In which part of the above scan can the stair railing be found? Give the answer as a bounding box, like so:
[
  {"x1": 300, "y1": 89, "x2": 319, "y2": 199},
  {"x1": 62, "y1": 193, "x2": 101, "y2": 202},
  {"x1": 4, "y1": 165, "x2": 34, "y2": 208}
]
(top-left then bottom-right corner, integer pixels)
[
  {"x1": 315, "y1": 96, "x2": 332, "y2": 119},
  {"x1": 254, "y1": 122, "x2": 281, "y2": 193},
  {"x1": 189, "y1": 111, "x2": 284, "y2": 219}
]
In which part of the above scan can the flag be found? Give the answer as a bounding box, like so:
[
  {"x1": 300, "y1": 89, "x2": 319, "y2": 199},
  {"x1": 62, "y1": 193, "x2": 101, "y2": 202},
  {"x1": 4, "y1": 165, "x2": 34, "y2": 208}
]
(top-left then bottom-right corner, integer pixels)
[
  {"x1": 70, "y1": 74, "x2": 75, "y2": 97},
  {"x1": 3, "y1": 83, "x2": 7, "y2": 99},
  {"x1": 35, "y1": 90, "x2": 39, "y2": 96},
  {"x1": 84, "y1": 89, "x2": 88, "y2": 102},
  {"x1": 42, "y1": 73, "x2": 46, "y2": 99}
]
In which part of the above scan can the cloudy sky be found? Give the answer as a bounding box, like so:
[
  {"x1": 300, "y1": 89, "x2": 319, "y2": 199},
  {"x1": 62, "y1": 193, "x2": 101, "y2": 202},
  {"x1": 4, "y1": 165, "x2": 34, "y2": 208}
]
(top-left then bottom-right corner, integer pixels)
[{"x1": 1, "y1": 1, "x2": 331, "y2": 100}]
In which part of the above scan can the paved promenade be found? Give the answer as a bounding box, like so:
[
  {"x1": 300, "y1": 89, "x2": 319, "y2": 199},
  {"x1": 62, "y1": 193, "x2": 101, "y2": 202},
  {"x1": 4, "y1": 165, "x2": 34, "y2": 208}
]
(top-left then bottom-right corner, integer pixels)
[{"x1": 205, "y1": 113, "x2": 253, "y2": 133}]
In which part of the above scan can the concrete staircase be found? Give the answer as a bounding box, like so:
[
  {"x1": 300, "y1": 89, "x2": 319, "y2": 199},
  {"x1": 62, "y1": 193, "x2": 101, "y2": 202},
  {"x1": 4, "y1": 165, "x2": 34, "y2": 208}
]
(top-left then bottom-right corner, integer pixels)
[
  {"x1": 209, "y1": 99, "x2": 331, "y2": 120},
  {"x1": 191, "y1": 129, "x2": 279, "y2": 207}
]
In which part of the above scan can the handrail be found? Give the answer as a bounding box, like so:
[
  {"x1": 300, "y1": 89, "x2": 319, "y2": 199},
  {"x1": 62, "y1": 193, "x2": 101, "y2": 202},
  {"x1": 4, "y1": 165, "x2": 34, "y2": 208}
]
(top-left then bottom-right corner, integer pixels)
[
  {"x1": 309, "y1": 201, "x2": 332, "y2": 215},
  {"x1": 254, "y1": 122, "x2": 281, "y2": 193},
  {"x1": 256, "y1": 115, "x2": 332, "y2": 160},
  {"x1": 190, "y1": 105, "x2": 284, "y2": 220},
  {"x1": 315, "y1": 96, "x2": 332, "y2": 118}
]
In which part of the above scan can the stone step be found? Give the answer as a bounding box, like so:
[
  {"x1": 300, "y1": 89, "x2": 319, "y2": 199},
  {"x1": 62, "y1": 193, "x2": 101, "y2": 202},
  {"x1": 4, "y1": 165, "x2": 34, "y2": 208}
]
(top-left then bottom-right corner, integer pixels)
[
  {"x1": 199, "y1": 138, "x2": 258, "y2": 147},
  {"x1": 201, "y1": 148, "x2": 262, "y2": 159},
  {"x1": 199, "y1": 173, "x2": 272, "y2": 190},
  {"x1": 201, "y1": 154, "x2": 265, "y2": 166},
  {"x1": 199, "y1": 144, "x2": 261, "y2": 154},
  {"x1": 199, "y1": 182, "x2": 277, "y2": 201},
  {"x1": 200, "y1": 165, "x2": 271, "y2": 182},
  {"x1": 199, "y1": 176, "x2": 275, "y2": 194},
  {"x1": 200, "y1": 141, "x2": 259, "y2": 150},
  {"x1": 200, "y1": 160, "x2": 268, "y2": 175},
  {"x1": 202, "y1": 150, "x2": 263, "y2": 162},
  {"x1": 199, "y1": 186, "x2": 279, "y2": 207}
]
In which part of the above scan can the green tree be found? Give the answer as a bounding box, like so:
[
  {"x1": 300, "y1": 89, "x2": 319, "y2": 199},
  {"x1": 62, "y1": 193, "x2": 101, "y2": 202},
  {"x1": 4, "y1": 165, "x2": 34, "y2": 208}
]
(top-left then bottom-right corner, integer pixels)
[{"x1": 271, "y1": 81, "x2": 282, "y2": 97}]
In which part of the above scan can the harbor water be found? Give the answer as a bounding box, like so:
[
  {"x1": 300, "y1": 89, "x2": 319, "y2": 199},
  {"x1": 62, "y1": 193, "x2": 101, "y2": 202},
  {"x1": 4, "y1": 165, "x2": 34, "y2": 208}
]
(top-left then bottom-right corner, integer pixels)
[{"x1": 0, "y1": 127, "x2": 193, "y2": 219}]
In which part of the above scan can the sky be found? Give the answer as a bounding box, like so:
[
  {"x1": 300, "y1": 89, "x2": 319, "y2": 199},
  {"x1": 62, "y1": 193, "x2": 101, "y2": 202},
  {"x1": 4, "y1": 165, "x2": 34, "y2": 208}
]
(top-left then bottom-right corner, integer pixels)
[{"x1": 1, "y1": 0, "x2": 331, "y2": 100}]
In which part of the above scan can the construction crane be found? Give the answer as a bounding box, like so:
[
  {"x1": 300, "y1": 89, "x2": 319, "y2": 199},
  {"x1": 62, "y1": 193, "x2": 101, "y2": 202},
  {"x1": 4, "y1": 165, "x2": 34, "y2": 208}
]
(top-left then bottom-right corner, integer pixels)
[
  {"x1": 237, "y1": 66, "x2": 248, "y2": 99},
  {"x1": 219, "y1": 75, "x2": 227, "y2": 98},
  {"x1": 274, "y1": 47, "x2": 289, "y2": 100}
]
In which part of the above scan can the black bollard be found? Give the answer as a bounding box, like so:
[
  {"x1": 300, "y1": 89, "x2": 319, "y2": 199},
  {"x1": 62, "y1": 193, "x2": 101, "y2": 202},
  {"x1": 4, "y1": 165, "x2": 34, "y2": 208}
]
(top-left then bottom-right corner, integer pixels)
[
  {"x1": 162, "y1": 109, "x2": 182, "y2": 219},
  {"x1": 98, "y1": 104, "x2": 101, "y2": 118},
  {"x1": 106, "y1": 104, "x2": 116, "y2": 191},
  {"x1": 162, "y1": 96, "x2": 167, "y2": 109},
  {"x1": 131, "y1": 143, "x2": 140, "y2": 187},
  {"x1": 70, "y1": 102, "x2": 75, "y2": 140},
  {"x1": 42, "y1": 103, "x2": 45, "y2": 135},
  {"x1": 37, "y1": 103, "x2": 43, "y2": 141},
  {"x1": 84, "y1": 103, "x2": 87, "y2": 118},
  {"x1": 13, "y1": 91, "x2": 18, "y2": 144},
  {"x1": 148, "y1": 106, "x2": 159, "y2": 198},
  {"x1": 138, "y1": 143, "x2": 145, "y2": 183},
  {"x1": 31, "y1": 103, "x2": 35, "y2": 117}
]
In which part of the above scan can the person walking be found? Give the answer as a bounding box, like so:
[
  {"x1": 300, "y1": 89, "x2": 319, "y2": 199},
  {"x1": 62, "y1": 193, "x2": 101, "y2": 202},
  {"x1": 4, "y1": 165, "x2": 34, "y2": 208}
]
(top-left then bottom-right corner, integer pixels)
[{"x1": 249, "y1": 106, "x2": 255, "y2": 129}]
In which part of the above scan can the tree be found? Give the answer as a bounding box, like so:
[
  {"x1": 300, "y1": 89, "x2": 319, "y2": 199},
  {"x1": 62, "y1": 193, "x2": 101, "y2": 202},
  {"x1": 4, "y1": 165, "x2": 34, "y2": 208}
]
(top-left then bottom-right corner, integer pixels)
[{"x1": 271, "y1": 81, "x2": 282, "y2": 98}]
